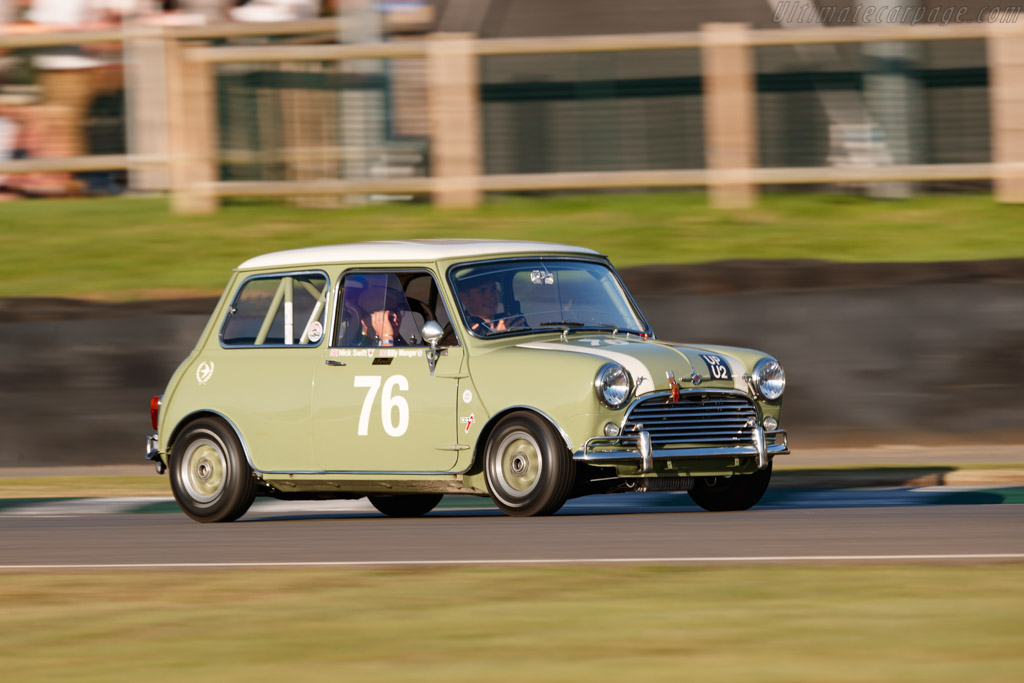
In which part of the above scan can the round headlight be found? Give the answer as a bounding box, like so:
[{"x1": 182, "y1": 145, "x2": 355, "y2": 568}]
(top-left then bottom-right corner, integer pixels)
[
  {"x1": 595, "y1": 363, "x2": 632, "y2": 409},
  {"x1": 752, "y1": 357, "x2": 785, "y2": 401}
]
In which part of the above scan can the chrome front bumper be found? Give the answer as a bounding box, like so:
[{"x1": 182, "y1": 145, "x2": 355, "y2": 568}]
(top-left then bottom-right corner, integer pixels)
[{"x1": 577, "y1": 427, "x2": 789, "y2": 474}]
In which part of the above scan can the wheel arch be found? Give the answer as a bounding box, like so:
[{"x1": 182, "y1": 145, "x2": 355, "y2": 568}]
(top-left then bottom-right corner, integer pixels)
[
  {"x1": 166, "y1": 410, "x2": 257, "y2": 473},
  {"x1": 472, "y1": 406, "x2": 573, "y2": 469}
]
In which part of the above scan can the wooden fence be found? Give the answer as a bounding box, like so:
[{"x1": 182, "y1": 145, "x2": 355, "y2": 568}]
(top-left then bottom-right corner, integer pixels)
[{"x1": 3, "y1": 18, "x2": 1023, "y2": 211}]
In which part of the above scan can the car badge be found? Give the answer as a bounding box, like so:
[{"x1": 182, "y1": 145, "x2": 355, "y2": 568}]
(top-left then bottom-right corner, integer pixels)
[
  {"x1": 691, "y1": 371, "x2": 702, "y2": 386},
  {"x1": 666, "y1": 371, "x2": 680, "y2": 403},
  {"x1": 196, "y1": 361, "x2": 215, "y2": 385}
]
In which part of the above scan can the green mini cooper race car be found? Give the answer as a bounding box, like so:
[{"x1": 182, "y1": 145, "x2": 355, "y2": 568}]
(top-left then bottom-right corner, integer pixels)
[{"x1": 147, "y1": 240, "x2": 788, "y2": 522}]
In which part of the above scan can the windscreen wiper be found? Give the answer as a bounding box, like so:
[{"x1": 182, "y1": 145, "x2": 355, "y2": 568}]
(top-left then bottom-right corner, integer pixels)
[
  {"x1": 539, "y1": 321, "x2": 649, "y2": 339},
  {"x1": 539, "y1": 321, "x2": 586, "y2": 341},
  {"x1": 542, "y1": 321, "x2": 629, "y2": 333}
]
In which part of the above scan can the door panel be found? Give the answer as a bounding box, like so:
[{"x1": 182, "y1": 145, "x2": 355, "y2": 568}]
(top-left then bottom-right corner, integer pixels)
[
  {"x1": 311, "y1": 268, "x2": 464, "y2": 473},
  {"x1": 311, "y1": 349, "x2": 463, "y2": 472}
]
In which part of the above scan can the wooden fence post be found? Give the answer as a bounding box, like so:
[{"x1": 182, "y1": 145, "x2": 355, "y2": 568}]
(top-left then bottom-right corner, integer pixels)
[
  {"x1": 125, "y1": 27, "x2": 170, "y2": 192},
  {"x1": 987, "y1": 20, "x2": 1024, "y2": 203},
  {"x1": 427, "y1": 33, "x2": 482, "y2": 209},
  {"x1": 167, "y1": 40, "x2": 219, "y2": 214},
  {"x1": 701, "y1": 23, "x2": 758, "y2": 209}
]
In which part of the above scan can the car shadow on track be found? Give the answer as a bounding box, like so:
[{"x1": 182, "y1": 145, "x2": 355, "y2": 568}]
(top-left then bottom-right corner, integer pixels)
[{"x1": 238, "y1": 487, "x2": 1023, "y2": 522}]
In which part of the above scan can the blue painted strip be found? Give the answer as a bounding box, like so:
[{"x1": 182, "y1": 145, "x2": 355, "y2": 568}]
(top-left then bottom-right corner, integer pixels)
[{"x1": 0, "y1": 487, "x2": 1020, "y2": 517}]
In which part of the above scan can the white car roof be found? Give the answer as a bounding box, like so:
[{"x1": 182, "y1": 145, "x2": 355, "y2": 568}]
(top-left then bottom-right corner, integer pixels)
[{"x1": 237, "y1": 239, "x2": 602, "y2": 270}]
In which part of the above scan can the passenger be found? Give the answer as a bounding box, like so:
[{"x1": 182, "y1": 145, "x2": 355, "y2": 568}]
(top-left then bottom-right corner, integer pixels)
[{"x1": 357, "y1": 285, "x2": 410, "y2": 347}]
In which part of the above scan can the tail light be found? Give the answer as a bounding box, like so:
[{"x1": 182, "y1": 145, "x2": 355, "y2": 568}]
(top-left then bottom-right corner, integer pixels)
[{"x1": 150, "y1": 395, "x2": 162, "y2": 430}]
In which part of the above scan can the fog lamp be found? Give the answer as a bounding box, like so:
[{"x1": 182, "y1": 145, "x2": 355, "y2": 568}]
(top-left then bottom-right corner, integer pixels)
[
  {"x1": 763, "y1": 416, "x2": 778, "y2": 432},
  {"x1": 604, "y1": 422, "x2": 621, "y2": 437}
]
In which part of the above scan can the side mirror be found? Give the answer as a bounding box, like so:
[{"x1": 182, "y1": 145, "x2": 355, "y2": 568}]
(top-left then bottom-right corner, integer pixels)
[
  {"x1": 421, "y1": 321, "x2": 443, "y2": 346},
  {"x1": 421, "y1": 321, "x2": 444, "y2": 376}
]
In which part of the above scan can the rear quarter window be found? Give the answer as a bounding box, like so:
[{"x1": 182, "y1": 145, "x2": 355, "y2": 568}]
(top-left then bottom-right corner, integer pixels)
[{"x1": 220, "y1": 272, "x2": 329, "y2": 347}]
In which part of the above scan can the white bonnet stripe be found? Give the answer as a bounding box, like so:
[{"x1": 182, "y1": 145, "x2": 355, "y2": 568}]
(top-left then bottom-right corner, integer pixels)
[
  {"x1": 518, "y1": 342, "x2": 656, "y2": 395},
  {"x1": 723, "y1": 355, "x2": 747, "y2": 392}
]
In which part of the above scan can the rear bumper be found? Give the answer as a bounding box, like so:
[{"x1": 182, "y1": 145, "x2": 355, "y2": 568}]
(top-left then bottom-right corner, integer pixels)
[
  {"x1": 145, "y1": 433, "x2": 160, "y2": 461},
  {"x1": 577, "y1": 428, "x2": 789, "y2": 473},
  {"x1": 145, "y1": 434, "x2": 166, "y2": 474}
]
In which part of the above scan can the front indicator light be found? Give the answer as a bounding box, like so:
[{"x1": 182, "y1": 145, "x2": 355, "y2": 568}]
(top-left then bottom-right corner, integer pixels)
[
  {"x1": 763, "y1": 416, "x2": 778, "y2": 431},
  {"x1": 604, "y1": 422, "x2": 621, "y2": 437}
]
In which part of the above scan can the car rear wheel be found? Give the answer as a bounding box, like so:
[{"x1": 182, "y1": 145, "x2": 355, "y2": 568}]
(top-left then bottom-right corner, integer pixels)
[
  {"x1": 687, "y1": 464, "x2": 772, "y2": 512},
  {"x1": 170, "y1": 418, "x2": 257, "y2": 523},
  {"x1": 368, "y1": 494, "x2": 443, "y2": 517},
  {"x1": 484, "y1": 413, "x2": 575, "y2": 517}
]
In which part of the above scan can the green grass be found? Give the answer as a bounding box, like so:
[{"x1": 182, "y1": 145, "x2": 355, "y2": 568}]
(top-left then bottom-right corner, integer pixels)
[
  {"x1": 2, "y1": 192, "x2": 1023, "y2": 300},
  {"x1": 0, "y1": 476, "x2": 169, "y2": 499},
  {"x1": 1, "y1": 465, "x2": 1021, "y2": 498},
  {"x1": 1, "y1": 565, "x2": 1022, "y2": 681}
]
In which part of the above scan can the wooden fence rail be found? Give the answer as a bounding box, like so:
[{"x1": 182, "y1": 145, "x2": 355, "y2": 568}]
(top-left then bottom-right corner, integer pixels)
[
  {"x1": 171, "y1": 20, "x2": 1024, "y2": 212},
  {"x1": 3, "y1": 19, "x2": 1023, "y2": 210},
  {"x1": 0, "y1": 13, "x2": 430, "y2": 192}
]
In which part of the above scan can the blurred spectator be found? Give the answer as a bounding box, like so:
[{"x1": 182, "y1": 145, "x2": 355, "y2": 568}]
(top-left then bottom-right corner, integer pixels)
[
  {"x1": 24, "y1": 0, "x2": 124, "y2": 158},
  {"x1": 229, "y1": 0, "x2": 320, "y2": 22},
  {"x1": 0, "y1": 86, "x2": 56, "y2": 197},
  {"x1": 0, "y1": 0, "x2": 340, "y2": 198},
  {"x1": 0, "y1": 0, "x2": 15, "y2": 27},
  {"x1": 173, "y1": 0, "x2": 228, "y2": 23},
  {"x1": 0, "y1": 105, "x2": 17, "y2": 199},
  {"x1": 0, "y1": 1, "x2": 139, "y2": 194}
]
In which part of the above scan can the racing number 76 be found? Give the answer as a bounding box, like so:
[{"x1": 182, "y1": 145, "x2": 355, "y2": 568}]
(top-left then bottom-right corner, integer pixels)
[{"x1": 354, "y1": 375, "x2": 410, "y2": 437}]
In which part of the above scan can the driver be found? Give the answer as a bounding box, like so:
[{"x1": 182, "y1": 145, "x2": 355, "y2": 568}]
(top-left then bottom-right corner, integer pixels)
[{"x1": 458, "y1": 274, "x2": 525, "y2": 334}]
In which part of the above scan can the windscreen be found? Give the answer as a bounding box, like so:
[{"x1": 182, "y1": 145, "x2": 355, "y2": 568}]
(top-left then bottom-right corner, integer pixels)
[{"x1": 450, "y1": 259, "x2": 646, "y2": 337}]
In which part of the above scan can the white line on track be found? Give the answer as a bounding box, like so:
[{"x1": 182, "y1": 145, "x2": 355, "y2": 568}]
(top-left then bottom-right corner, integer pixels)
[
  {"x1": 2, "y1": 554, "x2": 1023, "y2": 570},
  {"x1": 1, "y1": 497, "x2": 172, "y2": 516}
]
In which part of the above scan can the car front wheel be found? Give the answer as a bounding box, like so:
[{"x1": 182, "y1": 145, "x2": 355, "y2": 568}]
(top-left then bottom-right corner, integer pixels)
[
  {"x1": 483, "y1": 413, "x2": 575, "y2": 517},
  {"x1": 687, "y1": 464, "x2": 772, "y2": 512},
  {"x1": 169, "y1": 418, "x2": 257, "y2": 523}
]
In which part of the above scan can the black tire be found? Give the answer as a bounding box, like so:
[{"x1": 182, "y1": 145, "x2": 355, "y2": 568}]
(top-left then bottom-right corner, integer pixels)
[
  {"x1": 687, "y1": 464, "x2": 773, "y2": 512},
  {"x1": 368, "y1": 494, "x2": 444, "y2": 517},
  {"x1": 483, "y1": 413, "x2": 575, "y2": 517},
  {"x1": 169, "y1": 418, "x2": 257, "y2": 523}
]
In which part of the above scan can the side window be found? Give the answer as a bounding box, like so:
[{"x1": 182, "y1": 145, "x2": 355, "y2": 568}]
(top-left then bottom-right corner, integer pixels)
[
  {"x1": 221, "y1": 272, "x2": 328, "y2": 347},
  {"x1": 333, "y1": 271, "x2": 456, "y2": 348}
]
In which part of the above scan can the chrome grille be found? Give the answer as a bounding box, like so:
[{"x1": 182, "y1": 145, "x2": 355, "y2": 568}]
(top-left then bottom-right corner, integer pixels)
[{"x1": 622, "y1": 392, "x2": 758, "y2": 448}]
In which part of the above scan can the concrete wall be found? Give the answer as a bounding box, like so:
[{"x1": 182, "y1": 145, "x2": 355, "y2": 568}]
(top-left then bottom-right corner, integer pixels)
[
  {"x1": 644, "y1": 283, "x2": 1024, "y2": 447},
  {"x1": 1, "y1": 261, "x2": 1022, "y2": 467}
]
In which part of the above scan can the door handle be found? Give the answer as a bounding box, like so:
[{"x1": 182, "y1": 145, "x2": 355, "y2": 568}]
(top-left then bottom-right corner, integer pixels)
[{"x1": 324, "y1": 359, "x2": 347, "y2": 367}]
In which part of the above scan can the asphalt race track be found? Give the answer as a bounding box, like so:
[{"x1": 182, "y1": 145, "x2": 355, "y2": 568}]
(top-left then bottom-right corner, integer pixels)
[{"x1": 2, "y1": 492, "x2": 1022, "y2": 569}]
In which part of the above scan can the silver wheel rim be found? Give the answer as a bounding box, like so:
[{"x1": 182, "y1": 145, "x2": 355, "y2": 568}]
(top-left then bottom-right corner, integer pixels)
[
  {"x1": 491, "y1": 430, "x2": 543, "y2": 500},
  {"x1": 181, "y1": 437, "x2": 227, "y2": 503}
]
